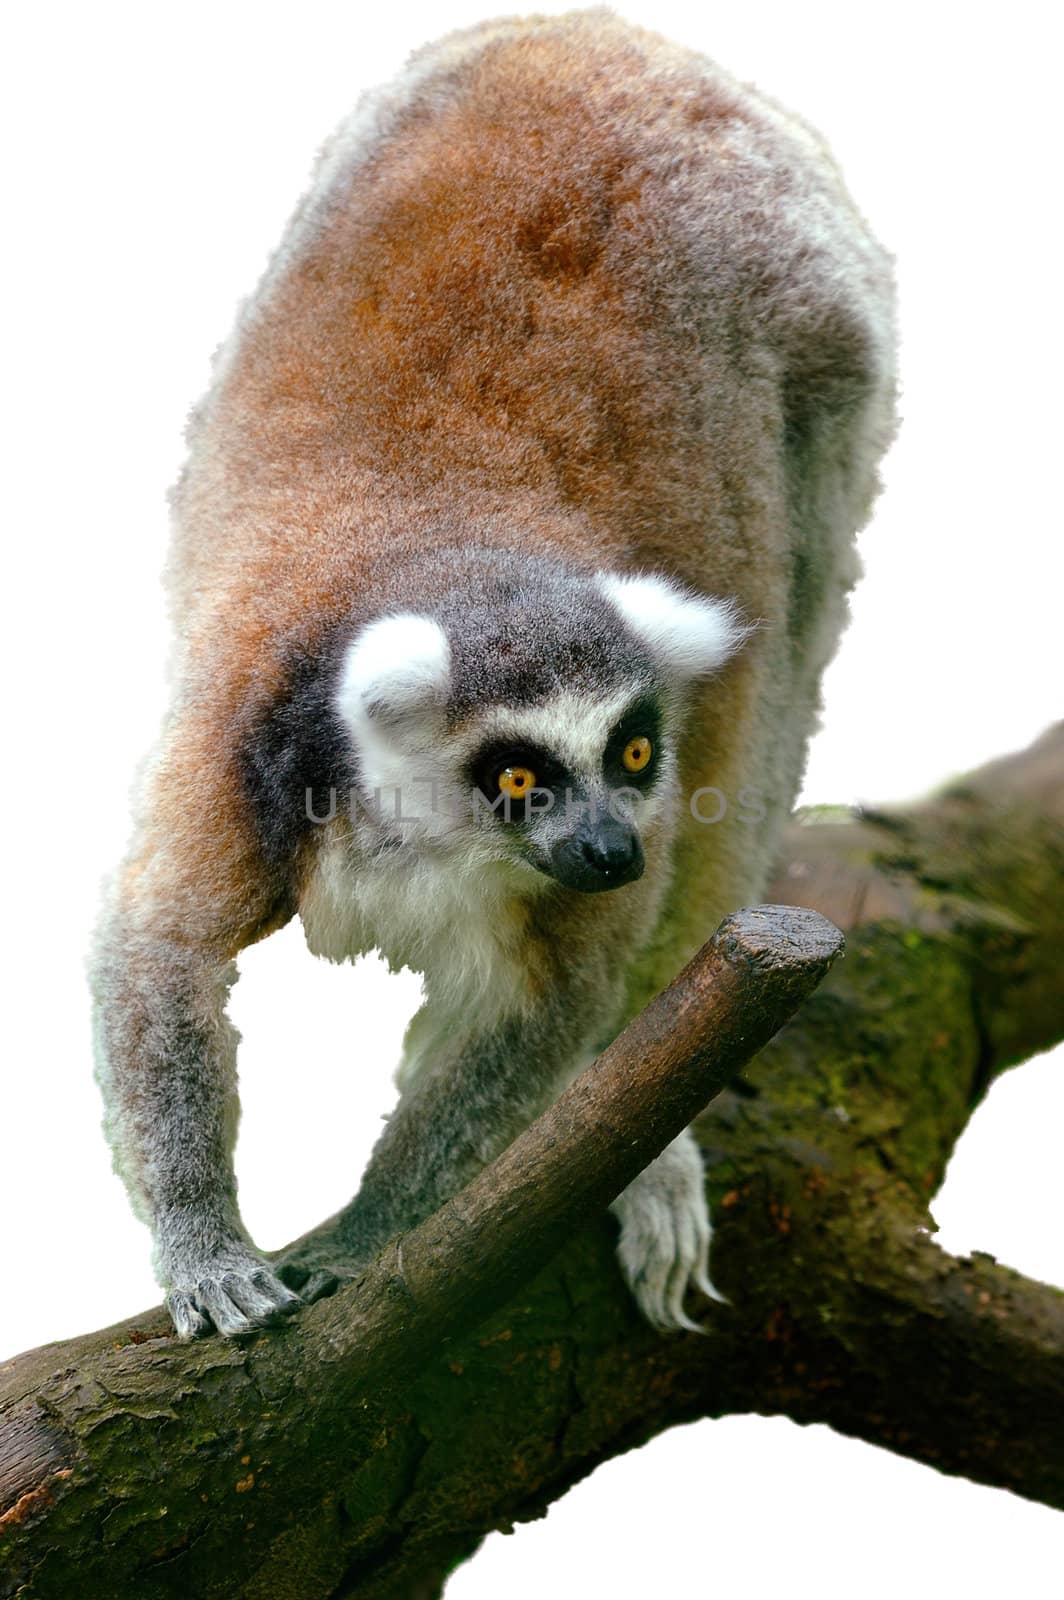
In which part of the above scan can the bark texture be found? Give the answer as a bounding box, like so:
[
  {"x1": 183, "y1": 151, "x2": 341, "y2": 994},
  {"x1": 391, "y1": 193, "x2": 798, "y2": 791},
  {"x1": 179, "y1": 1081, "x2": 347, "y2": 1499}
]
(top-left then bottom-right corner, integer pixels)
[{"x1": 2, "y1": 725, "x2": 1062, "y2": 1599}]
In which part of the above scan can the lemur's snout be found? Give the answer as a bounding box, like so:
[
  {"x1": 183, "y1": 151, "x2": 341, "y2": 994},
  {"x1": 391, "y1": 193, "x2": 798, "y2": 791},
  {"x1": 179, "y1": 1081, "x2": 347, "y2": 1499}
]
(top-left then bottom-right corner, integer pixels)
[{"x1": 550, "y1": 817, "x2": 645, "y2": 893}]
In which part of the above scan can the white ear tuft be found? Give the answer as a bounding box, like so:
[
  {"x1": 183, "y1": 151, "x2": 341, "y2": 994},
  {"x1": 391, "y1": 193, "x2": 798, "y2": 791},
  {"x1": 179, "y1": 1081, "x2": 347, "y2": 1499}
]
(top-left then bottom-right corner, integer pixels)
[
  {"x1": 596, "y1": 572, "x2": 750, "y2": 678},
  {"x1": 336, "y1": 613, "x2": 450, "y2": 729}
]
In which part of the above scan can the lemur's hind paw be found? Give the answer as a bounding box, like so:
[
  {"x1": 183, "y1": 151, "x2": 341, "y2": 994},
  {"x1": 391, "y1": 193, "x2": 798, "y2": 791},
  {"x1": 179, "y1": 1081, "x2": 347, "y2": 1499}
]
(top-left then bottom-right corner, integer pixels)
[
  {"x1": 275, "y1": 1259, "x2": 350, "y2": 1303},
  {"x1": 611, "y1": 1132, "x2": 728, "y2": 1334},
  {"x1": 272, "y1": 1229, "x2": 359, "y2": 1304},
  {"x1": 166, "y1": 1262, "x2": 302, "y2": 1340}
]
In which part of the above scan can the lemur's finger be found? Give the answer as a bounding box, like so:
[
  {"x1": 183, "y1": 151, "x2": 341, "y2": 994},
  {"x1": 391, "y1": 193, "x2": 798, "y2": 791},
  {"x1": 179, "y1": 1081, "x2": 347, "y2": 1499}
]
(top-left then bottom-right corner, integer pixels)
[
  {"x1": 166, "y1": 1290, "x2": 211, "y2": 1341},
  {"x1": 218, "y1": 1270, "x2": 297, "y2": 1325},
  {"x1": 692, "y1": 1255, "x2": 729, "y2": 1307},
  {"x1": 194, "y1": 1279, "x2": 253, "y2": 1338},
  {"x1": 249, "y1": 1268, "x2": 303, "y2": 1315},
  {"x1": 664, "y1": 1210, "x2": 705, "y2": 1333}
]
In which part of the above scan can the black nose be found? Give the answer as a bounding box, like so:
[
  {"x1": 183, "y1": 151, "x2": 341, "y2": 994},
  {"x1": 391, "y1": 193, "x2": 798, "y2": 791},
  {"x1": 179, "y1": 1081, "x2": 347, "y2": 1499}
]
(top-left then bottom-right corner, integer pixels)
[
  {"x1": 578, "y1": 829, "x2": 639, "y2": 876},
  {"x1": 550, "y1": 821, "x2": 645, "y2": 893}
]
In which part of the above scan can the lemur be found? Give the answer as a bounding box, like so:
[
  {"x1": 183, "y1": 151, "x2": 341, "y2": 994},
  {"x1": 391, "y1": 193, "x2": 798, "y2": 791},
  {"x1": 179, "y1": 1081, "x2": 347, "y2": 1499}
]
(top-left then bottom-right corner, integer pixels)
[{"x1": 92, "y1": 10, "x2": 895, "y2": 1339}]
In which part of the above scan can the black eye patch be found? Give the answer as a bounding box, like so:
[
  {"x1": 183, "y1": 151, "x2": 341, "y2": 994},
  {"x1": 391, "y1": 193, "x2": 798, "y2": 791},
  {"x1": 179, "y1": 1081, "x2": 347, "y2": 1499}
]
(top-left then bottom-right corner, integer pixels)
[
  {"x1": 467, "y1": 741, "x2": 570, "y2": 822},
  {"x1": 604, "y1": 698, "x2": 663, "y2": 786}
]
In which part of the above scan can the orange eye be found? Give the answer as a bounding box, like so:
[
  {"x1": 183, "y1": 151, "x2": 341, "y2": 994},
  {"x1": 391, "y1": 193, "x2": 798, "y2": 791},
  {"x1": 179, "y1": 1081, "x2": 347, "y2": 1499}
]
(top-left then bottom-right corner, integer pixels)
[
  {"x1": 622, "y1": 736, "x2": 653, "y2": 774},
  {"x1": 498, "y1": 765, "x2": 536, "y2": 798}
]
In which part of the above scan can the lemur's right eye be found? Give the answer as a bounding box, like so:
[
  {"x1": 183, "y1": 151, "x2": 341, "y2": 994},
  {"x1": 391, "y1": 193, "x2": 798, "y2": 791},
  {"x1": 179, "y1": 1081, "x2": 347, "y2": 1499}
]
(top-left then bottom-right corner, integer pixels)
[{"x1": 497, "y1": 765, "x2": 536, "y2": 798}]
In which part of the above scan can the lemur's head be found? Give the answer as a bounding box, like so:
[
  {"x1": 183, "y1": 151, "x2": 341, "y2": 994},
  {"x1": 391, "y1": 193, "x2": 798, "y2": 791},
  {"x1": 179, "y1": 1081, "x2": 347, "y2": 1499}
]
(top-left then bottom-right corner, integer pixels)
[{"x1": 335, "y1": 555, "x2": 748, "y2": 893}]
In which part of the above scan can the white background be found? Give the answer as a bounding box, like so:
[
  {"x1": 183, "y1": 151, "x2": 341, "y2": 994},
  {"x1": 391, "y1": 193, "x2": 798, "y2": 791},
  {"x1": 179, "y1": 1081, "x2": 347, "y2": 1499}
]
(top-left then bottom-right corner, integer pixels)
[{"x1": 3, "y1": 2, "x2": 1062, "y2": 1593}]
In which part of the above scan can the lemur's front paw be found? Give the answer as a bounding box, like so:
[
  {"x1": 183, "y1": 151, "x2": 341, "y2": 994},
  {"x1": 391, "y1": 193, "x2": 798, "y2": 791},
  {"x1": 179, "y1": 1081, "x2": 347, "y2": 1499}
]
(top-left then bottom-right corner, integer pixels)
[
  {"x1": 611, "y1": 1133, "x2": 727, "y2": 1333},
  {"x1": 165, "y1": 1257, "x2": 302, "y2": 1340}
]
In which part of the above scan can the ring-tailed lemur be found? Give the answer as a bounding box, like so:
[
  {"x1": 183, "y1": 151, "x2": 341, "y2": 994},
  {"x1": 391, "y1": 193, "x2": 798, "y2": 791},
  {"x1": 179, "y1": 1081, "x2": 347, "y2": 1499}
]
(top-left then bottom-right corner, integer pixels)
[{"x1": 92, "y1": 10, "x2": 895, "y2": 1339}]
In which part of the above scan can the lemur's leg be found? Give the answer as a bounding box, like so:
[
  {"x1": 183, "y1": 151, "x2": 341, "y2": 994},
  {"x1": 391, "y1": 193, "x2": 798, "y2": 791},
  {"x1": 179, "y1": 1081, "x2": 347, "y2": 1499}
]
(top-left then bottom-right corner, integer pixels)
[
  {"x1": 558, "y1": 1015, "x2": 723, "y2": 1331},
  {"x1": 92, "y1": 716, "x2": 300, "y2": 1340},
  {"x1": 590, "y1": 640, "x2": 795, "y2": 1329}
]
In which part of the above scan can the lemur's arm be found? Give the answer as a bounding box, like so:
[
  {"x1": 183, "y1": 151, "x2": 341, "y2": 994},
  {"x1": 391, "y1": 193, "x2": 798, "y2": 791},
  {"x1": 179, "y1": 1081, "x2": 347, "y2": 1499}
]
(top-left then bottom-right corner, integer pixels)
[{"x1": 91, "y1": 714, "x2": 301, "y2": 1340}]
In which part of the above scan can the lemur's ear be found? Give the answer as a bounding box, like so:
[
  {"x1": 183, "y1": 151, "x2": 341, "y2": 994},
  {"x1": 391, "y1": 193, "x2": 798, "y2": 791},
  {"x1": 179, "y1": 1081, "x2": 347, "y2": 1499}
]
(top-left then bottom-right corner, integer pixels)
[
  {"x1": 336, "y1": 613, "x2": 451, "y2": 729},
  {"x1": 596, "y1": 572, "x2": 750, "y2": 678}
]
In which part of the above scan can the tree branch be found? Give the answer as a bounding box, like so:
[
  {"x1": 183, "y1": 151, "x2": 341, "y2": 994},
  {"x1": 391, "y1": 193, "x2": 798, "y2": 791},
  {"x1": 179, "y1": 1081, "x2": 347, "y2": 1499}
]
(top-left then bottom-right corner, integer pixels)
[
  {"x1": 0, "y1": 908, "x2": 841, "y2": 1599},
  {"x1": 2, "y1": 726, "x2": 1062, "y2": 1599},
  {"x1": 767, "y1": 1187, "x2": 1064, "y2": 1506}
]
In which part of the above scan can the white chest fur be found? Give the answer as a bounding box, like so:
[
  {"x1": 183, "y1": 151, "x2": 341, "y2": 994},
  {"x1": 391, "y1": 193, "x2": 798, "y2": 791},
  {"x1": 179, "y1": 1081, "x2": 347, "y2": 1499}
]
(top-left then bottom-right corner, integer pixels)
[{"x1": 299, "y1": 833, "x2": 544, "y2": 1023}]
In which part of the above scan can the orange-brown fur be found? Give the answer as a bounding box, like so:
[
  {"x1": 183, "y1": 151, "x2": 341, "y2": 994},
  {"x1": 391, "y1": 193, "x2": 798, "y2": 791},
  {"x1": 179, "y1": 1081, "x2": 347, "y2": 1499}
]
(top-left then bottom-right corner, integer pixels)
[{"x1": 161, "y1": 12, "x2": 892, "y2": 973}]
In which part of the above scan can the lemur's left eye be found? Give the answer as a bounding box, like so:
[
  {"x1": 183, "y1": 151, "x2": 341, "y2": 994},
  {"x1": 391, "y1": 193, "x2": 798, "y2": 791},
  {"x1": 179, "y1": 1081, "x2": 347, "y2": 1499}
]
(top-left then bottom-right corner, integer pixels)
[
  {"x1": 622, "y1": 736, "x2": 653, "y2": 773},
  {"x1": 497, "y1": 765, "x2": 536, "y2": 798}
]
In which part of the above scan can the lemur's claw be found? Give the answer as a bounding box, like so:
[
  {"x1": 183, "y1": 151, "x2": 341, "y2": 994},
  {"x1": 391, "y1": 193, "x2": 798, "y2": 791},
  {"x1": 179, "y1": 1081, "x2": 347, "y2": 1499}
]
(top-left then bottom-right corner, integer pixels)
[
  {"x1": 166, "y1": 1263, "x2": 302, "y2": 1340},
  {"x1": 165, "y1": 1290, "x2": 211, "y2": 1341}
]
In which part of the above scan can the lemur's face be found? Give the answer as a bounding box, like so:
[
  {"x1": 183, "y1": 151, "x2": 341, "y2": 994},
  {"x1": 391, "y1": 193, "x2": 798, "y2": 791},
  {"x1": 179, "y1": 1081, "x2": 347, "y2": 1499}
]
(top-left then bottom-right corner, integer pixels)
[
  {"x1": 461, "y1": 687, "x2": 664, "y2": 892},
  {"x1": 335, "y1": 565, "x2": 748, "y2": 892}
]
